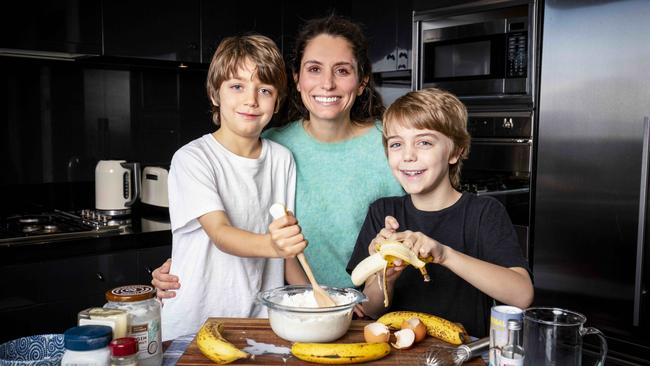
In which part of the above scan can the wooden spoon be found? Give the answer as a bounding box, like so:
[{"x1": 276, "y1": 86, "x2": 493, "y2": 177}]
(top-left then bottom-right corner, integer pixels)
[{"x1": 269, "y1": 203, "x2": 337, "y2": 307}]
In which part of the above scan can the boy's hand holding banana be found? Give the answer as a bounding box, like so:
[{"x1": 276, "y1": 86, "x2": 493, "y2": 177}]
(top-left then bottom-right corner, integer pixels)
[{"x1": 351, "y1": 216, "x2": 446, "y2": 307}]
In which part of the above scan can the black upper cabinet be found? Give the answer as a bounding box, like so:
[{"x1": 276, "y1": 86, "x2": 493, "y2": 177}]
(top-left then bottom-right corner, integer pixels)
[
  {"x1": 201, "y1": 0, "x2": 282, "y2": 63},
  {"x1": 351, "y1": 0, "x2": 413, "y2": 73},
  {"x1": 280, "y1": 1, "x2": 352, "y2": 59},
  {"x1": 1, "y1": 0, "x2": 102, "y2": 55},
  {"x1": 102, "y1": 0, "x2": 201, "y2": 63}
]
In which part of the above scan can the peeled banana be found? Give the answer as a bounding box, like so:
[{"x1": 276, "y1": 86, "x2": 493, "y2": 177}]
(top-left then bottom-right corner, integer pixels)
[
  {"x1": 377, "y1": 311, "x2": 468, "y2": 345},
  {"x1": 291, "y1": 341, "x2": 391, "y2": 364},
  {"x1": 350, "y1": 241, "x2": 434, "y2": 307},
  {"x1": 196, "y1": 320, "x2": 249, "y2": 364},
  {"x1": 351, "y1": 241, "x2": 433, "y2": 286}
]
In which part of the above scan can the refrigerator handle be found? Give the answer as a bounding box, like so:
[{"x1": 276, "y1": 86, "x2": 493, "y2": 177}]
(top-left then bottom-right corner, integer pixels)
[{"x1": 634, "y1": 116, "x2": 649, "y2": 326}]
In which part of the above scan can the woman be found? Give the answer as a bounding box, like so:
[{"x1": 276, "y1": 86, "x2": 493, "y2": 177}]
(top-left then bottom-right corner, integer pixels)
[{"x1": 153, "y1": 14, "x2": 403, "y2": 295}]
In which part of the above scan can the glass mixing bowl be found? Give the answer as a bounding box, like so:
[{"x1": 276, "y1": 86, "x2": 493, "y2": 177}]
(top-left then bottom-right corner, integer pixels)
[{"x1": 257, "y1": 285, "x2": 367, "y2": 342}]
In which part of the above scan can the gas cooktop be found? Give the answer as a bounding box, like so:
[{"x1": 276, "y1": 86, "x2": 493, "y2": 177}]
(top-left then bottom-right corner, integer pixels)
[{"x1": 0, "y1": 210, "x2": 130, "y2": 244}]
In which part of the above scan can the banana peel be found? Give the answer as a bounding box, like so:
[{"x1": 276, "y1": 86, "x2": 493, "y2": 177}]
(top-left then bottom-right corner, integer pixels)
[
  {"x1": 291, "y1": 342, "x2": 391, "y2": 364},
  {"x1": 350, "y1": 241, "x2": 434, "y2": 307},
  {"x1": 196, "y1": 320, "x2": 249, "y2": 364}
]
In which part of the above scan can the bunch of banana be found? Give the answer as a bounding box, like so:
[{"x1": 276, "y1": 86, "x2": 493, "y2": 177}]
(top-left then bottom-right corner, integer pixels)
[
  {"x1": 377, "y1": 311, "x2": 468, "y2": 345},
  {"x1": 196, "y1": 320, "x2": 249, "y2": 364},
  {"x1": 350, "y1": 240, "x2": 434, "y2": 306},
  {"x1": 291, "y1": 341, "x2": 391, "y2": 364}
]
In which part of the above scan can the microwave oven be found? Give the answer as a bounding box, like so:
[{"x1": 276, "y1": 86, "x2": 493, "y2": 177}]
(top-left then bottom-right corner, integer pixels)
[{"x1": 413, "y1": 2, "x2": 534, "y2": 102}]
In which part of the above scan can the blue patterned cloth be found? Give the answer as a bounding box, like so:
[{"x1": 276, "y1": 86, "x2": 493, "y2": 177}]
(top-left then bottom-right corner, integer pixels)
[{"x1": 162, "y1": 334, "x2": 194, "y2": 366}]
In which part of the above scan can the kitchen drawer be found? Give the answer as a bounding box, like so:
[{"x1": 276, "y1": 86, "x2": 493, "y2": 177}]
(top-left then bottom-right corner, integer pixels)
[
  {"x1": 40, "y1": 251, "x2": 138, "y2": 301},
  {"x1": 0, "y1": 262, "x2": 46, "y2": 308},
  {"x1": 137, "y1": 245, "x2": 171, "y2": 283},
  {"x1": 0, "y1": 303, "x2": 48, "y2": 343}
]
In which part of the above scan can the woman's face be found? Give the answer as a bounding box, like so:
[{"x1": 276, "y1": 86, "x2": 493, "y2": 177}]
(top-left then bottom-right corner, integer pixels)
[{"x1": 295, "y1": 34, "x2": 367, "y2": 123}]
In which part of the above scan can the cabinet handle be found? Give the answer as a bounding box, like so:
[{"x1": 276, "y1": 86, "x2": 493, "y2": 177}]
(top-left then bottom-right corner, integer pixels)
[
  {"x1": 96, "y1": 272, "x2": 105, "y2": 281},
  {"x1": 387, "y1": 54, "x2": 395, "y2": 60},
  {"x1": 398, "y1": 51, "x2": 408, "y2": 59},
  {"x1": 398, "y1": 64, "x2": 407, "y2": 70},
  {"x1": 145, "y1": 266, "x2": 153, "y2": 275},
  {"x1": 634, "y1": 116, "x2": 649, "y2": 326},
  {"x1": 188, "y1": 42, "x2": 198, "y2": 50}
]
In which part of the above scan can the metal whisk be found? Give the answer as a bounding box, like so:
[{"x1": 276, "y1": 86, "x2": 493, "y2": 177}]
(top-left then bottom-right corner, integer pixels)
[{"x1": 422, "y1": 337, "x2": 490, "y2": 366}]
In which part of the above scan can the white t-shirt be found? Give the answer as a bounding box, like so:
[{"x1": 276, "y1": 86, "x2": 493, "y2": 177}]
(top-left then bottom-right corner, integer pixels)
[{"x1": 161, "y1": 134, "x2": 296, "y2": 341}]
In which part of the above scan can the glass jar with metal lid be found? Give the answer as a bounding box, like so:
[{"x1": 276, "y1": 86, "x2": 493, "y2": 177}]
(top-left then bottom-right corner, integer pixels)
[{"x1": 104, "y1": 285, "x2": 161, "y2": 366}]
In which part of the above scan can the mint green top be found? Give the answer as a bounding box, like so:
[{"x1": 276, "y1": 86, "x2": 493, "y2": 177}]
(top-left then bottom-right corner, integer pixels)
[{"x1": 263, "y1": 120, "x2": 404, "y2": 287}]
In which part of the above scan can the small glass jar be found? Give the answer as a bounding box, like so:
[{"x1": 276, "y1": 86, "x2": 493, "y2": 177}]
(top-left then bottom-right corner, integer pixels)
[
  {"x1": 61, "y1": 325, "x2": 112, "y2": 366},
  {"x1": 110, "y1": 337, "x2": 139, "y2": 366},
  {"x1": 104, "y1": 285, "x2": 162, "y2": 366}
]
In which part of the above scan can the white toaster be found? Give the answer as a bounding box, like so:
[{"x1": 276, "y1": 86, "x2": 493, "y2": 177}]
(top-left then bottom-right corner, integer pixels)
[{"x1": 141, "y1": 166, "x2": 169, "y2": 208}]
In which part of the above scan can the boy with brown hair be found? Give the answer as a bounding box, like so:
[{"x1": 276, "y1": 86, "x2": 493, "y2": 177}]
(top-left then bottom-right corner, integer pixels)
[
  {"x1": 346, "y1": 88, "x2": 533, "y2": 337},
  {"x1": 161, "y1": 35, "x2": 307, "y2": 341}
]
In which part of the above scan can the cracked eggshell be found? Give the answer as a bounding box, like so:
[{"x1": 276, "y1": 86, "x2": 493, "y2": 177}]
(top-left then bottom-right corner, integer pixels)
[
  {"x1": 391, "y1": 328, "x2": 415, "y2": 349},
  {"x1": 363, "y1": 322, "x2": 391, "y2": 343},
  {"x1": 401, "y1": 317, "x2": 427, "y2": 343}
]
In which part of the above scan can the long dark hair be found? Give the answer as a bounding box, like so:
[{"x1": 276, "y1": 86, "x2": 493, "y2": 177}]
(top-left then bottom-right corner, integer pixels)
[{"x1": 286, "y1": 14, "x2": 385, "y2": 125}]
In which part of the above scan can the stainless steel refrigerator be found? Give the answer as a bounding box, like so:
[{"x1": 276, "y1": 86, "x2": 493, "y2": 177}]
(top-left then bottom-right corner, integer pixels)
[{"x1": 533, "y1": 0, "x2": 650, "y2": 364}]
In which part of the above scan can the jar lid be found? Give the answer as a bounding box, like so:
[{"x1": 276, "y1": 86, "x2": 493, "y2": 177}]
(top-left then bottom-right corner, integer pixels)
[
  {"x1": 64, "y1": 325, "x2": 113, "y2": 351},
  {"x1": 106, "y1": 285, "x2": 156, "y2": 302},
  {"x1": 110, "y1": 337, "x2": 139, "y2": 356}
]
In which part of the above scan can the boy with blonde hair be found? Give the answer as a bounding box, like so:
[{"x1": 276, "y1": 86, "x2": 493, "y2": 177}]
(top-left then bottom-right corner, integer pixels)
[
  {"x1": 162, "y1": 35, "x2": 307, "y2": 341},
  {"x1": 347, "y1": 88, "x2": 533, "y2": 337}
]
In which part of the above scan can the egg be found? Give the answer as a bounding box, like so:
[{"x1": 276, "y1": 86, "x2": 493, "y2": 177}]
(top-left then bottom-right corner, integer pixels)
[
  {"x1": 363, "y1": 322, "x2": 391, "y2": 343},
  {"x1": 391, "y1": 328, "x2": 416, "y2": 349},
  {"x1": 401, "y1": 317, "x2": 427, "y2": 343}
]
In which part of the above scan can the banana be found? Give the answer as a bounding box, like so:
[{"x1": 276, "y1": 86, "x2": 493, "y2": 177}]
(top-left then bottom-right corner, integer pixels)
[
  {"x1": 377, "y1": 311, "x2": 468, "y2": 345},
  {"x1": 351, "y1": 241, "x2": 433, "y2": 286},
  {"x1": 291, "y1": 342, "x2": 391, "y2": 364},
  {"x1": 350, "y1": 241, "x2": 435, "y2": 307},
  {"x1": 196, "y1": 320, "x2": 249, "y2": 364}
]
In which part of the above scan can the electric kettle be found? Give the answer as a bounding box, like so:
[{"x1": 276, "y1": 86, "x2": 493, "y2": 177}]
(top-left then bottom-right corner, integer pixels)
[
  {"x1": 141, "y1": 166, "x2": 169, "y2": 208},
  {"x1": 95, "y1": 160, "x2": 141, "y2": 215}
]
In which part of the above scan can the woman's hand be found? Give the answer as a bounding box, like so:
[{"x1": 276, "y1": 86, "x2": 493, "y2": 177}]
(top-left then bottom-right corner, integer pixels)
[
  {"x1": 268, "y1": 211, "x2": 308, "y2": 258},
  {"x1": 151, "y1": 258, "x2": 180, "y2": 299},
  {"x1": 390, "y1": 230, "x2": 448, "y2": 264}
]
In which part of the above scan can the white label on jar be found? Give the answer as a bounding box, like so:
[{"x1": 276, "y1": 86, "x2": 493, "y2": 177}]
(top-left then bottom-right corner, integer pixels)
[
  {"x1": 498, "y1": 354, "x2": 524, "y2": 366},
  {"x1": 129, "y1": 319, "x2": 161, "y2": 359}
]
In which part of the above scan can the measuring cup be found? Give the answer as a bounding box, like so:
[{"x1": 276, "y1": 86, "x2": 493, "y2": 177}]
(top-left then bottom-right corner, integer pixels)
[{"x1": 523, "y1": 307, "x2": 607, "y2": 366}]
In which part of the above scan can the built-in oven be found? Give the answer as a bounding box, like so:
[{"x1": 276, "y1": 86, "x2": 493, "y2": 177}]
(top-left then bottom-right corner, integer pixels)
[
  {"x1": 460, "y1": 111, "x2": 533, "y2": 259},
  {"x1": 413, "y1": 1, "x2": 535, "y2": 103}
]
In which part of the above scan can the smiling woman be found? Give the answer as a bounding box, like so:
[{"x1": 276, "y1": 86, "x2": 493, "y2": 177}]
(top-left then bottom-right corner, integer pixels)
[{"x1": 261, "y1": 15, "x2": 404, "y2": 289}]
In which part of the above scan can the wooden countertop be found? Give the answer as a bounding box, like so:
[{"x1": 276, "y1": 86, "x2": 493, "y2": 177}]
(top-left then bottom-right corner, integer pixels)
[{"x1": 177, "y1": 317, "x2": 485, "y2": 365}]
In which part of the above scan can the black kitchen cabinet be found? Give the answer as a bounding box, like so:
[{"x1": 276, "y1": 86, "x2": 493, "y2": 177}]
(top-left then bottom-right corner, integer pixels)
[
  {"x1": 0, "y1": 242, "x2": 171, "y2": 342},
  {"x1": 0, "y1": 0, "x2": 102, "y2": 57},
  {"x1": 137, "y1": 245, "x2": 172, "y2": 284},
  {"x1": 280, "y1": 1, "x2": 352, "y2": 59},
  {"x1": 102, "y1": 0, "x2": 201, "y2": 63},
  {"x1": 350, "y1": 0, "x2": 413, "y2": 73},
  {"x1": 131, "y1": 66, "x2": 213, "y2": 164},
  {"x1": 201, "y1": 0, "x2": 282, "y2": 63}
]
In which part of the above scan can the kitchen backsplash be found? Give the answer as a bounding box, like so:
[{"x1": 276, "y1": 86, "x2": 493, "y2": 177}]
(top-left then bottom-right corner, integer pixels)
[{"x1": 0, "y1": 56, "x2": 213, "y2": 186}]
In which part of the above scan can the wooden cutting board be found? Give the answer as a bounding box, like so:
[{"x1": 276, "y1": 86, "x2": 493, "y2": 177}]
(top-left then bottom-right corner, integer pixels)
[{"x1": 176, "y1": 317, "x2": 485, "y2": 365}]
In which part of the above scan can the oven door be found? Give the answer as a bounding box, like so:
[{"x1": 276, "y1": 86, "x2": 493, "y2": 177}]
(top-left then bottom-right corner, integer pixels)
[{"x1": 464, "y1": 138, "x2": 531, "y2": 175}]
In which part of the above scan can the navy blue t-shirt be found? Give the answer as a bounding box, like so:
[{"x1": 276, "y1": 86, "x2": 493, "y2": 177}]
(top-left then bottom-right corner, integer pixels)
[{"x1": 346, "y1": 192, "x2": 530, "y2": 337}]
